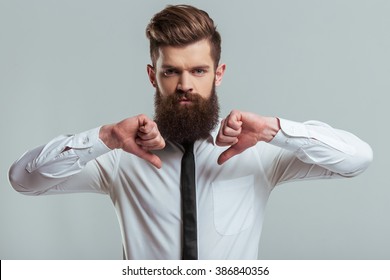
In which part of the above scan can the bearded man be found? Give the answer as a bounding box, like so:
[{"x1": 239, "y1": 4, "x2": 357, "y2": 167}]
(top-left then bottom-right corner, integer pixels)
[{"x1": 9, "y1": 5, "x2": 372, "y2": 260}]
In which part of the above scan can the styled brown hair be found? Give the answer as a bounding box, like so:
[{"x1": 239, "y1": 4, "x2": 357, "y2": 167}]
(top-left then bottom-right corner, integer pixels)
[{"x1": 146, "y1": 5, "x2": 221, "y2": 67}]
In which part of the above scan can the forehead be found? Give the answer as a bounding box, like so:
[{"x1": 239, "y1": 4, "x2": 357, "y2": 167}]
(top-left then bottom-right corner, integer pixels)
[{"x1": 156, "y1": 39, "x2": 213, "y2": 68}]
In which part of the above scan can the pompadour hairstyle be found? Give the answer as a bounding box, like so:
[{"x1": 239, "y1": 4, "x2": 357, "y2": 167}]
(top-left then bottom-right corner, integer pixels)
[{"x1": 146, "y1": 5, "x2": 221, "y2": 67}]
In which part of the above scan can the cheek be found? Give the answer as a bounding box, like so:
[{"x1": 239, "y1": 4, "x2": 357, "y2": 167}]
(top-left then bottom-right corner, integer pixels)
[
  {"x1": 198, "y1": 78, "x2": 215, "y2": 97},
  {"x1": 156, "y1": 78, "x2": 177, "y2": 95}
]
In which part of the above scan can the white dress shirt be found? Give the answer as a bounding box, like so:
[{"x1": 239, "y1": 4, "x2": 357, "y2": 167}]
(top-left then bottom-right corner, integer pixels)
[{"x1": 9, "y1": 118, "x2": 373, "y2": 259}]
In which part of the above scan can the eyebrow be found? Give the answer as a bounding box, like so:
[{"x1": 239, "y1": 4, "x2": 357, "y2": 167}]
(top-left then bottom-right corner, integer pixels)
[{"x1": 161, "y1": 64, "x2": 211, "y2": 70}]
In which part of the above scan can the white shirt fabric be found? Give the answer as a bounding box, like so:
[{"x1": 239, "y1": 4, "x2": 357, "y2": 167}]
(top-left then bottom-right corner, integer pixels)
[{"x1": 9, "y1": 118, "x2": 373, "y2": 259}]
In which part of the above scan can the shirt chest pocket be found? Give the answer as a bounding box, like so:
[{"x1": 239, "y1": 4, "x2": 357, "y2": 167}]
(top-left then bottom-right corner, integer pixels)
[{"x1": 212, "y1": 175, "x2": 255, "y2": 235}]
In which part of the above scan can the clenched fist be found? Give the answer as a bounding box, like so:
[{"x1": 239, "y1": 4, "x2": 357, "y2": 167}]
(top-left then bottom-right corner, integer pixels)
[
  {"x1": 216, "y1": 110, "x2": 280, "y2": 165},
  {"x1": 100, "y1": 114, "x2": 165, "y2": 168}
]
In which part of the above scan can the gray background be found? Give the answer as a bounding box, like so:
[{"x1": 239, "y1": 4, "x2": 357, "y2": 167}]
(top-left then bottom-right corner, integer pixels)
[{"x1": 1, "y1": 0, "x2": 388, "y2": 259}]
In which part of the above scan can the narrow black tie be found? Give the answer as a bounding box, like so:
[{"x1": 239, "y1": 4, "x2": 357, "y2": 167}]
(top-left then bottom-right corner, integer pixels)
[{"x1": 181, "y1": 142, "x2": 198, "y2": 260}]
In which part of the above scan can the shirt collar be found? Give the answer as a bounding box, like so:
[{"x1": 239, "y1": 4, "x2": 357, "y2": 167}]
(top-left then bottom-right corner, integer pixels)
[{"x1": 207, "y1": 119, "x2": 222, "y2": 146}]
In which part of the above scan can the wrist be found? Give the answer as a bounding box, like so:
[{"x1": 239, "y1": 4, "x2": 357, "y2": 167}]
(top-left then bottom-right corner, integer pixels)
[
  {"x1": 261, "y1": 117, "x2": 280, "y2": 142},
  {"x1": 99, "y1": 124, "x2": 121, "y2": 150}
]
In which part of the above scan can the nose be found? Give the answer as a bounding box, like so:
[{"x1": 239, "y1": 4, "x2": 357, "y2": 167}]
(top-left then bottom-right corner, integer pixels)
[{"x1": 177, "y1": 72, "x2": 193, "y2": 93}]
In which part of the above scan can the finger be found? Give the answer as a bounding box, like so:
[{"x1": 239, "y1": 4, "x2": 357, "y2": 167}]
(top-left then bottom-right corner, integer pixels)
[
  {"x1": 218, "y1": 118, "x2": 240, "y2": 139},
  {"x1": 225, "y1": 111, "x2": 243, "y2": 130},
  {"x1": 217, "y1": 118, "x2": 226, "y2": 137},
  {"x1": 137, "y1": 125, "x2": 159, "y2": 140},
  {"x1": 217, "y1": 145, "x2": 245, "y2": 165},
  {"x1": 122, "y1": 133, "x2": 164, "y2": 168},
  {"x1": 142, "y1": 152, "x2": 163, "y2": 169},
  {"x1": 136, "y1": 136, "x2": 165, "y2": 149},
  {"x1": 137, "y1": 114, "x2": 161, "y2": 139},
  {"x1": 221, "y1": 124, "x2": 242, "y2": 137},
  {"x1": 133, "y1": 146, "x2": 163, "y2": 169},
  {"x1": 216, "y1": 119, "x2": 241, "y2": 146},
  {"x1": 216, "y1": 135, "x2": 238, "y2": 146},
  {"x1": 138, "y1": 118, "x2": 156, "y2": 134},
  {"x1": 220, "y1": 114, "x2": 242, "y2": 140}
]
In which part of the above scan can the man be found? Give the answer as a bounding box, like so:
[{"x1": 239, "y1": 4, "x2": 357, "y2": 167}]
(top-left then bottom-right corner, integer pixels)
[{"x1": 9, "y1": 5, "x2": 372, "y2": 259}]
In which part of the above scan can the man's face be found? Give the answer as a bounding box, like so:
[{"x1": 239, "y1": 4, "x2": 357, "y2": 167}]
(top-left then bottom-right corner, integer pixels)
[
  {"x1": 147, "y1": 39, "x2": 226, "y2": 143},
  {"x1": 147, "y1": 39, "x2": 225, "y2": 101}
]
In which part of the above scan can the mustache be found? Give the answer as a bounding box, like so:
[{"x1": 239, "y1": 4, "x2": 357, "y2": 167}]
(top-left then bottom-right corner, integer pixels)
[{"x1": 174, "y1": 90, "x2": 202, "y2": 102}]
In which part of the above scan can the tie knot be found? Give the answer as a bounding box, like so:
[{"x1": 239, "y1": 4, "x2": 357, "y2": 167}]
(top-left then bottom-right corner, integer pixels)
[{"x1": 182, "y1": 142, "x2": 194, "y2": 152}]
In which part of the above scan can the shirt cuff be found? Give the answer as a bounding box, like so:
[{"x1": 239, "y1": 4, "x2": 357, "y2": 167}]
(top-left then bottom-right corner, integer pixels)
[
  {"x1": 70, "y1": 127, "x2": 112, "y2": 164},
  {"x1": 269, "y1": 118, "x2": 311, "y2": 151}
]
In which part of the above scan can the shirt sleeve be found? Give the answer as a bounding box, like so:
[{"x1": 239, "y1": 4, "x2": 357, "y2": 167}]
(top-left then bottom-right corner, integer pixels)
[
  {"x1": 266, "y1": 118, "x2": 373, "y2": 186},
  {"x1": 9, "y1": 127, "x2": 112, "y2": 195}
]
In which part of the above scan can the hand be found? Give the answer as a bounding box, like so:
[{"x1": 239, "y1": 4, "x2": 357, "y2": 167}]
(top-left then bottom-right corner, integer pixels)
[
  {"x1": 100, "y1": 114, "x2": 165, "y2": 168},
  {"x1": 216, "y1": 110, "x2": 280, "y2": 165}
]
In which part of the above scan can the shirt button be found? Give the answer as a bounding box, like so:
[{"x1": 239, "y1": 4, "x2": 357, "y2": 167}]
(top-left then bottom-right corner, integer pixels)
[{"x1": 88, "y1": 148, "x2": 93, "y2": 154}]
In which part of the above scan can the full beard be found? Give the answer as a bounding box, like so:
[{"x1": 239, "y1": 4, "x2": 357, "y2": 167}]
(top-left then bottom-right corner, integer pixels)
[{"x1": 154, "y1": 86, "x2": 220, "y2": 144}]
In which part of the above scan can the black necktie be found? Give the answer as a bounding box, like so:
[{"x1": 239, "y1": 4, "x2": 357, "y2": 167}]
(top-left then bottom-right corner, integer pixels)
[{"x1": 181, "y1": 142, "x2": 198, "y2": 260}]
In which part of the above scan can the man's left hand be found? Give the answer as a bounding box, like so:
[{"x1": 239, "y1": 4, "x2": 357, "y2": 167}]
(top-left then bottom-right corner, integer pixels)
[{"x1": 216, "y1": 110, "x2": 280, "y2": 165}]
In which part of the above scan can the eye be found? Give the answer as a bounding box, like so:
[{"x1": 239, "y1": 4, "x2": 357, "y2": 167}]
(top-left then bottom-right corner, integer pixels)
[
  {"x1": 192, "y1": 69, "x2": 207, "y2": 76},
  {"x1": 163, "y1": 69, "x2": 178, "y2": 77}
]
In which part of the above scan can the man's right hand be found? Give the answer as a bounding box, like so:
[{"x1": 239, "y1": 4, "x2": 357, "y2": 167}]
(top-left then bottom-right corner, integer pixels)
[{"x1": 99, "y1": 114, "x2": 165, "y2": 168}]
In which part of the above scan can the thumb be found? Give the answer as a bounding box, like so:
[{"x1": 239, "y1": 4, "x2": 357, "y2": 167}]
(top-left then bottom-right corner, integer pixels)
[
  {"x1": 217, "y1": 145, "x2": 241, "y2": 165},
  {"x1": 133, "y1": 146, "x2": 162, "y2": 169}
]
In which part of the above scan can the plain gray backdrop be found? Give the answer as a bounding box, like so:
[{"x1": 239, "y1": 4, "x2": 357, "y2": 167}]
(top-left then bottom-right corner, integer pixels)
[{"x1": 1, "y1": 0, "x2": 388, "y2": 259}]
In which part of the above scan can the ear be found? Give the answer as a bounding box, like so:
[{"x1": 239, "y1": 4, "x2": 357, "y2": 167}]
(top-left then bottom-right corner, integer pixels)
[
  {"x1": 147, "y1": 64, "x2": 157, "y2": 88},
  {"x1": 215, "y1": 63, "x2": 226, "y2": 86}
]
